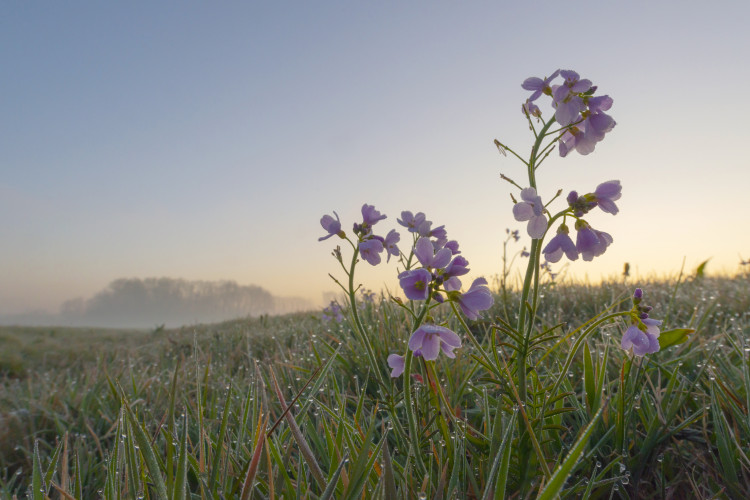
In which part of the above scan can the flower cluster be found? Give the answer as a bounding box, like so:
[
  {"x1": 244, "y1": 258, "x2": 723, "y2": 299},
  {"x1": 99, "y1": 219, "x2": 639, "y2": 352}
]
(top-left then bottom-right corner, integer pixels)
[
  {"x1": 537, "y1": 180, "x2": 622, "y2": 262},
  {"x1": 321, "y1": 301, "x2": 345, "y2": 323},
  {"x1": 522, "y1": 69, "x2": 616, "y2": 157},
  {"x1": 621, "y1": 288, "x2": 662, "y2": 356},
  {"x1": 319, "y1": 204, "x2": 400, "y2": 266},
  {"x1": 385, "y1": 213, "x2": 494, "y2": 376}
]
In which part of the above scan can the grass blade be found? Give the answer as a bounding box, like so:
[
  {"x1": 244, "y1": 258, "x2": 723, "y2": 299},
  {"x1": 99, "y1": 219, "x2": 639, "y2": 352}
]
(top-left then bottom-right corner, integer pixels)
[{"x1": 536, "y1": 401, "x2": 606, "y2": 500}]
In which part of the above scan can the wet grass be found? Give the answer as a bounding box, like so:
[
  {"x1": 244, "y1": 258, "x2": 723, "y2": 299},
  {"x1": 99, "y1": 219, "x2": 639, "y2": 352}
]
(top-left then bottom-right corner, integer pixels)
[{"x1": 1, "y1": 274, "x2": 749, "y2": 498}]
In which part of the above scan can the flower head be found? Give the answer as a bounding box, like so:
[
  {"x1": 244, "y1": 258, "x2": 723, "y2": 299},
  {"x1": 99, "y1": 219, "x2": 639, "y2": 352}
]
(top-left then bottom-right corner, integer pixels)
[
  {"x1": 361, "y1": 204, "x2": 386, "y2": 227},
  {"x1": 408, "y1": 324, "x2": 462, "y2": 361},
  {"x1": 387, "y1": 354, "x2": 405, "y2": 377},
  {"x1": 575, "y1": 221, "x2": 612, "y2": 261},
  {"x1": 592, "y1": 180, "x2": 622, "y2": 215},
  {"x1": 542, "y1": 224, "x2": 579, "y2": 263},
  {"x1": 621, "y1": 289, "x2": 662, "y2": 357},
  {"x1": 521, "y1": 70, "x2": 560, "y2": 102},
  {"x1": 358, "y1": 239, "x2": 384, "y2": 266},
  {"x1": 398, "y1": 268, "x2": 432, "y2": 301},
  {"x1": 414, "y1": 237, "x2": 452, "y2": 270},
  {"x1": 621, "y1": 324, "x2": 660, "y2": 356},
  {"x1": 383, "y1": 229, "x2": 400, "y2": 262},
  {"x1": 322, "y1": 301, "x2": 344, "y2": 323},
  {"x1": 397, "y1": 211, "x2": 427, "y2": 233},
  {"x1": 456, "y1": 278, "x2": 494, "y2": 320},
  {"x1": 513, "y1": 187, "x2": 547, "y2": 239},
  {"x1": 319, "y1": 212, "x2": 344, "y2": 241}
]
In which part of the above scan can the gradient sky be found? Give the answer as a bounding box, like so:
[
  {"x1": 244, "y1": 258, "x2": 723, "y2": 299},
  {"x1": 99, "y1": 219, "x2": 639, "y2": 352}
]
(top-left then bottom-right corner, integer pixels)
[{"x1": 2, "y1": 1, "x2": 749, "y2": 316}]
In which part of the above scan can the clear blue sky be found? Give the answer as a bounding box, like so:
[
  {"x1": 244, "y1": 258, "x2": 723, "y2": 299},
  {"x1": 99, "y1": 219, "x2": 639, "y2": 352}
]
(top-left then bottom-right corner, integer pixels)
[{"x1": 2, "y1": 1, "x2": 749, "y2": 315}]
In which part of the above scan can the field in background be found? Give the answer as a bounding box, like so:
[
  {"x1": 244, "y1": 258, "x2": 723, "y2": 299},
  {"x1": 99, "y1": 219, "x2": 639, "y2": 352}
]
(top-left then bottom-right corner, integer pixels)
[{"x1": 1, "y1": 272, "x2": 749, "y2": 497}]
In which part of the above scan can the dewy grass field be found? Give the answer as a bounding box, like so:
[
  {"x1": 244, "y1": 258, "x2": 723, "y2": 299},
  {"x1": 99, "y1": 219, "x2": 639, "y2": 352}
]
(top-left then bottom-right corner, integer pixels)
[
  {"x1": 3, "y1": 69, "x2": 750, "y2": 499},
  {"x1": 1, "y1": 273, "x2": 750, "y2": 498}
]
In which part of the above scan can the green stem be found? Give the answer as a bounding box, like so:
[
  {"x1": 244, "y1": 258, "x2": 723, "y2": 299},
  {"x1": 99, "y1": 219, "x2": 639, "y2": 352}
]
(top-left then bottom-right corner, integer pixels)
[
  {"x1": 347, "y1": 247, "x2": 387, "y2": 390},
  {"x1": 402, "y1": 298, "x2": 432, "y2": 476},
  {"x1": 514, "y1": 115, "x2": 556, "y2": 491}
]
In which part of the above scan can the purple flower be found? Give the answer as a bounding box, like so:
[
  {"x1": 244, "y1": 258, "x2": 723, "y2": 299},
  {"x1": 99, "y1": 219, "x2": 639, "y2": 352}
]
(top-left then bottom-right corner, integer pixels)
[
  {"x1": 387, "y1": 354, "x2": 405, "y2": 377},
  {"x1": 522, "y1": 100, "x2": 541, "y2": 118},
  {"x1": 621, "y1": 323, "x2": 660, "y2": 356},
  {"x1": 429, "y1": 225, "x2": 448, "y2": 246},
  {"x1": 552, "y1": 70, "x2": 592, "y2": 126},
  {"x1": 575, "y1": 221, "x2": 613, "y2": 261},
  {"x1": 521, "y1": 70, "x2": 560, "y2": 102},
  {"x1": 592, "y1": 180, "x2": 622, "y2": 215},
  {"x1": 319, "y1": 212, "x2": 343, "y2": 241},
  {"x1": 383, "y1": 229, "x2": 400, "y2": 262},
  {"x1": 513, "y1": 187, "x2": 547, "y2": 239},
  {"x1": 443, "y1": 276, "x2": 462, "y2": 291},
  {"x1": 408, "y1": 324, "x2": 462, "y2": 361},
  {"x1": 584, "y1": 95, "x2": 616, "y2": 142},
  {"x1": 414, "y1": 237, "x2": 452, "y2": 270},
  {"x1": 445, "y1": 240, "x2": 460, "y2": 255},
  {"x1": 398, "y1": 268, "x2": 432, "y2": 300},
  {"x1": 456, "y1": 278, "x2": 494, "y2": 320},
  {"x1": 359, "y1": 239, "x2": 384, "y2": 266},
  {"x1": 542, "y1": 224, "x2": 579, "y2": 263},
  {"x1": 567, "y1": 190, "x2": 597, "y2": 216},
  {"x1": 444, "y1": 255, "x2": 470, "y2": 278},
  {"x1": 361, "y1": 204, "x2": 387, "y2": 227},
  {"x1": 322, "y1": 301, "x2": 345, "y2": 323},
  {"x1": 397, "y1": 211, "x2": 427, "y2": 233}
]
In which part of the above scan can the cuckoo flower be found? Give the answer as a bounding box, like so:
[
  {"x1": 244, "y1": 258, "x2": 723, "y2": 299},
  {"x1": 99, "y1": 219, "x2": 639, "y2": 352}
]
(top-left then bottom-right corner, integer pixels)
[
  {"x1": 398, "y1": 268, "x2": 432, "y2": 301},
  {"x1": 383, "y1": 229, "x2": 401, "y2": 262},
  {"x1": 387, "y1": 354, "x2": 405, "y2": 377},
  {"x1": 575, "y1": 221, "x2": 612, "y2": 261},
  {"x1": 358, "y1": 239, "x2": 384, "y2": 266},
  {"x1": 522, "y1": 70, "x2": 560, "y2": 102},
  {"x1": 397, "y1": 211, "x2": 427, "y2": 233},
  {"x1": 513, "y1": 187, "x2": 547, "y2": 239},
  {"x1": 621, "y1": 325, "x2": 659, "y2": 356},
  {"x1": 621, "y1": 288, "x2": 662, "y2": 356},
  {"x1": 455, "y1": 278, "x2": 494, "y2": 320},
  {"x1": 319, "y1": 212, "x2": 343, "y2": 241},
  {"x1": 414, "y1": 237, "x2": 452, "y2": 270},
  {"x1": 408, "y1": 324, "x2": 462, "y2": 361},
  {"x1": 361, "y1": 204, "x2": 386, "y2": 227},
  {"x1": 542, "y1": 224, "x2": 579, "y2": 263},
  {"x1": 592, "y1": 180, "x2": 622, "y2": 215}
]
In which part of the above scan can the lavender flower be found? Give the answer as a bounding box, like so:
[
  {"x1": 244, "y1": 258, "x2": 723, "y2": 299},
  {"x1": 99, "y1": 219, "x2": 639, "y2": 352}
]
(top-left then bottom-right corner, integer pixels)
[
  {"x1": 523, "y1": 100, "x2": 541, "y2": 118},
  {"x1": 456, "y1": 278, "x2": 494, "y2": 320},
  {"x1": 542, "y1": 224, "x2": 579, "y2": 263},
  {"x1": 592, "y1": 180, "x2": 622, "y2": 215},
  {"x1": 414, "y1": 237, "x2": 452, "y2": 270},
  {"x1": 319, "y1": 212, "x2": 343, "y2": 241},
  {"x1": 387, "y1": 354, "x2": 405, "y2": 377},
  {"x1": 445, "y1": 240, "x2": 461, "y2": 255},
  {"x1": 408, "y1": 324, "x2": 462, "y2": 361},
  {"x1": 521, "y1": 70, "x2": 560, "y2": 102},
  {"x1": 575, "y1": 221, "x2": 612, "y2": 261},
  {"x1": 361, "y1": 204, "x2": 387, "y2": 227},
  {"x1": 358, "y1": 239, "x2": 384, "y2": 266},
  {"x1": 553, "y1": 70, "x2": 592, "y2": 126},
  {"x1": 398, "y1": 268, "x2": 432, "y2": 300},
  {"x1": 513, "y1": 187, "x2": 547, "y2": 239},
  {"x1": 621, "y1": 321, "x2": 660, "y2": 356},
  {"x1": 383, "y1": 229, "x2": 400, "y2": 262},
  {"x1": 322, "y1": 301, "x2": 345, "y2": 323},
  {"x1": 397, "y1": 211, "x2": 427, "y2": 233},
  {"x1": 444, "y1": 255, "x2": 470, "y2": 278}
]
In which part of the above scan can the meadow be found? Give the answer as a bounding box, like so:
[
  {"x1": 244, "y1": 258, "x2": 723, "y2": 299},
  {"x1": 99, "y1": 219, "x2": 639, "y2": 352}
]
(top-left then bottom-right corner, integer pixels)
[{"x1": 1, "y1": 271, "x2": 749, "y2": 499}]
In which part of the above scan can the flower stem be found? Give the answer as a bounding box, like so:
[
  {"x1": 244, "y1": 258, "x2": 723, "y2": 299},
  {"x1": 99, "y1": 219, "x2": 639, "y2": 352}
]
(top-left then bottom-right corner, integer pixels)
[{"x1": 347, "y1": 247, "x2": 387, "y2": 391}]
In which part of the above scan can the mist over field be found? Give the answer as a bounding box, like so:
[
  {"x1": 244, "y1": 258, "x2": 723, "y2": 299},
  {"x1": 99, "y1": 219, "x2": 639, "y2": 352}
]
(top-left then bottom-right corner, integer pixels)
[{"x1": 0, "y1": 277, "x2": 313, "y2": 329}]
